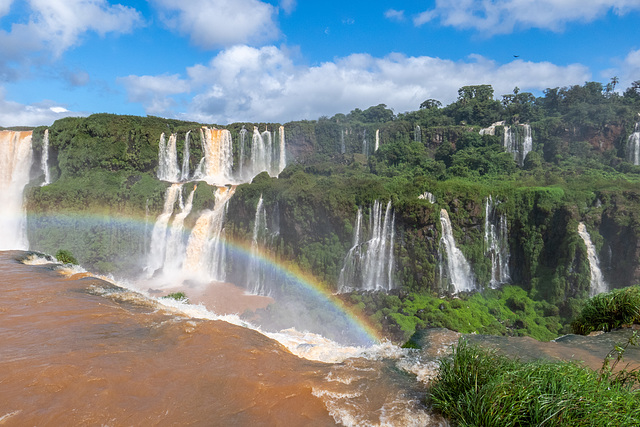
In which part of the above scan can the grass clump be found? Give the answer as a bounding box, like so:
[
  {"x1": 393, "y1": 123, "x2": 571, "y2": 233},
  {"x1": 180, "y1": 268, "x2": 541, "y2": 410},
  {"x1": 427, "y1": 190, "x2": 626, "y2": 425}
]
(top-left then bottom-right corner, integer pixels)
[
  {"x1": 55, "y1": 249, "x2": 78, "y2": 265},
  {"x1": 571, "y1": 286, "x2": 640, "y2": 335},
  {"x1": 430, "y1": 340, "x2": 640, "y2": 426},
  {"x1": 162, "y1": 292, "x2": 189, "y2": 303}
]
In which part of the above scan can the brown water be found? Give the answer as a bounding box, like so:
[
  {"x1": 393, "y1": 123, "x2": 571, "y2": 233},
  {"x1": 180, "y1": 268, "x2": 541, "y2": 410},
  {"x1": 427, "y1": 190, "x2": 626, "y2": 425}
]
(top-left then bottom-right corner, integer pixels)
[{"x1": 0, "y1": 251, "x2": 444, "y2": 426}]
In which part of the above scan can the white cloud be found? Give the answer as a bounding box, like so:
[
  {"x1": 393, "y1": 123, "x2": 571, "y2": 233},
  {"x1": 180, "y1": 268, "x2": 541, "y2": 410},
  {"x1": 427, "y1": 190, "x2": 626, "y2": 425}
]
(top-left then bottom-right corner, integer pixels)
[
  {"x1": 0, "y1": 0, "x2": 143, "y2": 80},
  {"x1": 27, "y1": 0, "x2": 143, "y2": 54},
  {"x1": 414, "y1": 0, "x2": 640, "y2": 34},
  {"x1": 119, "y1": 45, "x2": 591, "y2": 124},
  {"x1": 0, "y1": 0, "x2": 14, "y2": 17},
  {"x1": 118, "y1": 74, "x2": 191, "y2": 115},
  {"x1": 0, "y1": 87, "x2": 86, "y2": 127},
  {"x1": 384, "y1": 9, "x2": 405, "y2": 22},
  {"x1": 150, "y1": 0, "x2": 278, "y2": 49},
  {"x1": 279, "y1": 0, "x2": 296, "y2": 15}
]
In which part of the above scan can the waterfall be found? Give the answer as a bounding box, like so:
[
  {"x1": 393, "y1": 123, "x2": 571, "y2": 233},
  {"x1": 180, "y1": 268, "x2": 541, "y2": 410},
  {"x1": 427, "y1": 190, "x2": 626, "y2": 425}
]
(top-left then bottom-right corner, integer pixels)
[
  {"x1": 183, "y1": 186, "x2": 236, "y2": 281},
  {"x1": 162, "y1": 184, "x2": 197, "y2": 277},
  {"x1": 341, "y1": 129, "x2": 346, "y2": 154},
  {"x1": 362, "y1": 130, "x2": 368, "y2": 156},
  {"x1": 484, "y1": 196, "x2": 510, "y2": 287},
  {"x1": 180, "y1": 131, "x2": 191, "y2": 181},
  {"x1": 374, "y1": 129, "x2": 380, "y2": 152},
  {"x1": 627, "y1": 122, "x2": 640, "y2": 166},
  {"x1": 522, "y1": 124, "x2": 532, "y2": 164},
  {"x1": 414, "y1": 125, "x2": 421, "y2": 143},
  {"x1": 0, "y1": 131, "x2": 33, "y2": 250},
  {"x1": 158, "y1": 133, "x2": 180, "y2": 182},
  {"x1": 248, "y1": 195, "x2": 269, "y2": 295},
  {"x1": 250, "y1": 127, "x2": 272, "y2": 178},
  {"x1": 40, "y1": 129, "x2": 51, "y2": 186},
  {"x1": 278, "y1": 125, "x2": 286, "y2": 174},
  {"x1": 503, "y1": 124, "x2": 532, "y2": 167},
  {"x1": 577, "y1": 222, "x2": 608, "y2": 297},
  {"x1": 479, "y1": 121, "x2": 504, "y2": 136},
  {"x1": 338, "y1": 201, "x2": 395, "y2": 292},
  {"x1": 239, "y1": 126, "x2": 248, "y2": 178},
  {"x1": 145, "y1": 184, "x2": 182, "y2": 276},
  {"x1": 418, "y1": 191, "x2": 436, "y2": 204},
  {"x1": 201, "y1": 128, "x2": 233, "y2": 185},
  {"x1": 439, "y1": 209, "x2": 475, "y2": 293}
]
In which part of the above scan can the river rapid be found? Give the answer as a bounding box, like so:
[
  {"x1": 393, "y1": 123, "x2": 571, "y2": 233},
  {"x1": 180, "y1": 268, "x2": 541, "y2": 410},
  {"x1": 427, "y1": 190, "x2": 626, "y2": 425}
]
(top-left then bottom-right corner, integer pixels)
[{"x1": 0, "y1": 251, "x2": 449, "y2": 426}]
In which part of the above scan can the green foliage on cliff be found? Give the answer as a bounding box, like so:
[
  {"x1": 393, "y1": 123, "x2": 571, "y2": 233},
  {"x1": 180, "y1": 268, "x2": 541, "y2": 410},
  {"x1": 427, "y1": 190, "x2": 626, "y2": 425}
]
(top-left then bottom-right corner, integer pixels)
[{"x1": 21, "y1": 80, "x2": 640, "y2": 342}]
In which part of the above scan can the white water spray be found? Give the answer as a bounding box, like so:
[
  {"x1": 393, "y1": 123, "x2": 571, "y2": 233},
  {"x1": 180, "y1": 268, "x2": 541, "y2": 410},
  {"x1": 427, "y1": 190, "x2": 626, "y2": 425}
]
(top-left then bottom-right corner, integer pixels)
[
  {"x1": 158, "y1": 133, "x2": 180, "y2": 182},
  {"x1": 40, "y1": 129, "x2": 51, "y2": 186},
  {"x1": 248, "y1": 195, "x2": 269, "y2": 295},
  {"x1": 338, "y1": 201, "x2": 395, "y2": 292},
  {"x1": 0, "y1": 131, "x2": 33, "y2": 250},
  {"x1": 278, "y1": 125, "x2": 286, "y2": 174},
  {"x1": 577, "y1": 222, "x2": 608, "y2": 297},
  {"x1": 375, "y1": 129, "x2": 380, "y2": 152},
  {"x1": 439, "y1": 209, "x2": 475, "y2": 293},
  {"x1": 183, "y1": 186, "x2": 236, "y2": 281},
  {"x1": 180, "y1": 131, "x2": 191, "y2": 181},
  {"x1": 484, "y1": 196, "x2": 510, "y2": 287},
  {"x1": 503, "y1": 124, "x2": 533, "y2": 167},
  {"x1": 145, "y1": 184, "x2": 182, "y2": 276},
  {"x1": 627, "y1": 122, "x2": 640, "y2": 166}
]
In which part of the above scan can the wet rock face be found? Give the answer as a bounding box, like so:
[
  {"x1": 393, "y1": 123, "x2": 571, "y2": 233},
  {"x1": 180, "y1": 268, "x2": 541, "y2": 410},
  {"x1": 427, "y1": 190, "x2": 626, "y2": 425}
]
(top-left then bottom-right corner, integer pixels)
[{"x1": 600, "y1": 213, "x2": 640, "y2": 288}]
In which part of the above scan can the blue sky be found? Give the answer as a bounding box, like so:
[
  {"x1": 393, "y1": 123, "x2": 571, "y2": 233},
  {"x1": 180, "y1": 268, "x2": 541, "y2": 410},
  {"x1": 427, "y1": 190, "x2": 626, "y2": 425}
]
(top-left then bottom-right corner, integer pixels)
[{"x1": 1, "y1": 0, "x2": 639, "y2": 126}]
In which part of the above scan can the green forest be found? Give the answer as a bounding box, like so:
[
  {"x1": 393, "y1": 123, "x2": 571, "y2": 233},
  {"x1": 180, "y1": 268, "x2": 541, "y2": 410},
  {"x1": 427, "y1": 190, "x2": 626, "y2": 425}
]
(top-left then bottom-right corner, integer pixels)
[{"x1": 23, "y1": 79, "x2": 640, "y2": 343}]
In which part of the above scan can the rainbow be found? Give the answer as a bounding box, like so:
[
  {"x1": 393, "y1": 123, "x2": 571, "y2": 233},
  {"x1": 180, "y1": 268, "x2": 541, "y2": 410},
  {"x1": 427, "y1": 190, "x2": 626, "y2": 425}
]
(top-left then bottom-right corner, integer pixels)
[{"x1": 26, "y1": 211, "x2": 384, "y2": 345}]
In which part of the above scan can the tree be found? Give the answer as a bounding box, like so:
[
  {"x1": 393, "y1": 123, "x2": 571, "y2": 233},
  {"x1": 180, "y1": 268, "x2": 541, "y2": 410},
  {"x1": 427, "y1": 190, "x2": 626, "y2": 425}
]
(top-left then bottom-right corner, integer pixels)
[{"x1": 420, "y1": 99, "x2": 442, "y2": 110}]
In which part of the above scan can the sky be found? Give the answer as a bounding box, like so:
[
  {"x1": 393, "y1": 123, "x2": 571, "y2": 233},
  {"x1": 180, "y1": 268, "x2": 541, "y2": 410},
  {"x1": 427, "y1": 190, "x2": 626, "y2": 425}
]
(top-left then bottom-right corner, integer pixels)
[{"x1": 1, "y1": 0, "x2": 639, "y2": 127}]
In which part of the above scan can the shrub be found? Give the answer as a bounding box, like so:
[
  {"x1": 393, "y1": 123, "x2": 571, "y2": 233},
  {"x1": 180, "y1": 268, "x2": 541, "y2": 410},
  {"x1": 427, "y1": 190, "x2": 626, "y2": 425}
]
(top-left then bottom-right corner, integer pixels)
[
  {"x1": 55, "y1": 249, "x2": 78, "y2": 265},
  {"x1": 571, "y1": 286, "x2": 640, "y2": 335}
]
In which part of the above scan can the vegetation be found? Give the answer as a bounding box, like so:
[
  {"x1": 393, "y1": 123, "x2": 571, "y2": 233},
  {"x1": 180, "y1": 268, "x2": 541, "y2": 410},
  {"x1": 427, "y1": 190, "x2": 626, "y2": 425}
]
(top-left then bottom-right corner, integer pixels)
[
  {"x1": 55, "y1": 249, "x2": 77, "y2": 265},
  {"x1": 571, "y1": 286, "x2": 640, "y2": 335},
  {"x1": 22, "y1": 79, "x2": 640, "y2": 342},
  {"x1": 162, "y1": 292, "x2": 189, "y2": 303},
  {"x1": 430, "y1": 340, "x2": 640, "y2": 426}
]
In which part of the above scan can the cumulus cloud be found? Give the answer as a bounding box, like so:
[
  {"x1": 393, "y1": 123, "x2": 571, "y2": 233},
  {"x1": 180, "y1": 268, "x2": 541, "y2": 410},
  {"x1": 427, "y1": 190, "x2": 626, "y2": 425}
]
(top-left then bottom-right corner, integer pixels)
[
  {"x1": 414, "y1": 0, "x2": 640, "y2": 34},
  {"x1": 0, "y1": 0, "x2": 143, "y2": 81},
  {"x1": 0, "y1": 87, "x2": 86, "y2": 127},
  {"x1": 384, "y1": 9, "x2": 405, "y2": 22},
  {"x1": 118, "y1": 74, "x2": 191, "y2": 115},
  {"x1": 150, "y1": 0, "x2": 278, "y2": 49},
  {"x1": 0, "y1": 0, "x2": 14, "y2": 17},
  {"x1": 119, "y1": 45, "x2": 591, "y2": 124},
  {"x1": 279, "y1": 0, "x2": 296, "y2": 15}
]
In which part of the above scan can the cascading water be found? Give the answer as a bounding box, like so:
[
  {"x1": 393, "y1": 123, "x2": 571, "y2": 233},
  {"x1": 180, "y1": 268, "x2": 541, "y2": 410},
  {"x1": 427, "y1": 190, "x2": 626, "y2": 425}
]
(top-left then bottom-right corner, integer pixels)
[
  {"x1": 278, "y1": 125, "x2": 286, "y2": 174},
  {"x1": 439, "y1": 209, "x2": 475, "y2": 293},
  {"x1": 375, "y1": 129, "x2": 380, "y2": 152},
  {"x1": 40, "y1": 129, "x2": 51, "y2": 186},
  {"x1": 418, "y1": 191, "x2": 436, "y2": 204},
  {"x1": 0, "y1": 131, "x2": 33, "y2": 250},
  {"x1": 484, "y1": 196, "x2": 510, "y2": 287},
  {"x1": 183, "y1": 186, "x2": 236, "y2": 281},
  {"x1": 239, "y1": 126, "x2": 247, "y2": 178},
  {"x1": 250, "y1": 127, "x2": 272, "y2": 178},
  {"x1": 479, "y1": 121, "x2": 504, "y2": 136},
  {"x1": 248, "y1": 195, "x2": 269, "y2": 295},
  {"x1": 145, "y1": 184, "x2": 182, "y2": 276},
  {"x1": 338, "y1": 201, "x2": 395, "y2": 292},
  {"x1": 577, "y1": 222, "x2": 608, "y2": 297},
  {"x1": 362, "y1": 129, "x2": 368, "y2": 156},
  {"x1": 503, "y1": 124, "x2": 533, "y2": 167},
  {"x1": 162, "y1": 184, "x2": 197, "y2": 277},
  {"x1": 201, "y1": 128, "x2": 233, "y2": 185},
  {"x1": 341, "y1": 129, "x2": 346, "y2": 154},
  {"x1": 157, "y1": 133, "x2": 180, "y2": 182},
  {"x1": 627, "y1": 122, "x2": 640, "y2": 166},
  {"x1": 414, "y1": 125, "x2": 421, "y2": 143},
  {"x1": 180, "y1": 131, "x2": 191, "y2": 181}
]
